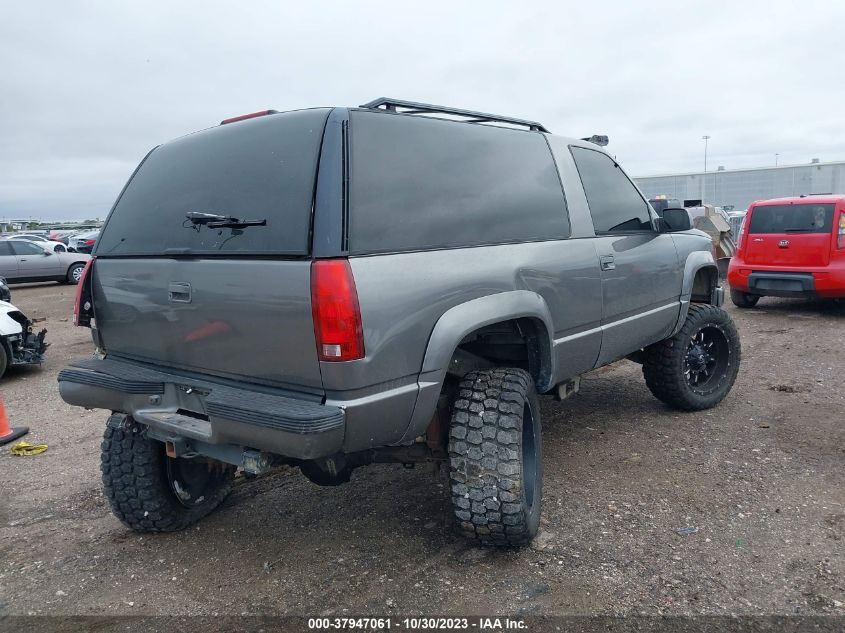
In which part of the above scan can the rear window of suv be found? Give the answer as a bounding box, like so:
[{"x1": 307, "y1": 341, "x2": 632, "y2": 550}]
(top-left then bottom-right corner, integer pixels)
[
  {"x1": 348, "y1": 111, "x2": 570, "y2": 254},
  {"x1": 96, "y1": 109, "x2": 330, "y2": 256},
  {"x1": 748, "y1": 203, "x2": 835, "y2": 234}
]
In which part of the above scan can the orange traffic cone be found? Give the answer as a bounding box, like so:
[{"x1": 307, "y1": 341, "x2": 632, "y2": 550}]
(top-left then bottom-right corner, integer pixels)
[{"x1": 0, "y1": 397, "x2": 28, "y2": 445}]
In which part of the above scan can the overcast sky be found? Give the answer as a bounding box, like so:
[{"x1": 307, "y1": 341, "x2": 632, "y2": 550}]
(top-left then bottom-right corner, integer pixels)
[{"x1": 2, "y1": 0, "x2": 844, "y2": 221}]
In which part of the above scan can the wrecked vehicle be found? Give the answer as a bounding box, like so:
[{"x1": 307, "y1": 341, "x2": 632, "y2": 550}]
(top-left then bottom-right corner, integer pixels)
[
  {"x1": 0, "y1": 298, "x2": 48, "y2": 377},
  {"x1": 59, "y1": 98, "x2": 741, "y2": 546}
]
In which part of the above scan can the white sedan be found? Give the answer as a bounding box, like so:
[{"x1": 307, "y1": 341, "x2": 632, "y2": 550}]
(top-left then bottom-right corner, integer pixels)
[{"x1": 6, "y1": 237, "x2": 74, "y2": 253}]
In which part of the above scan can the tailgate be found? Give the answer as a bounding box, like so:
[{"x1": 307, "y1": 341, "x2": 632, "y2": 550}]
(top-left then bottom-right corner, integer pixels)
[
  {"x1": 93, "y1": 258, "x2": 323, "y2": 391},
  {"x1": 90, "y1": 108, "x2": 332, "y2": 393},
  {"x1": 745, "y1": 203, "x2": 835, "y2": 267}
]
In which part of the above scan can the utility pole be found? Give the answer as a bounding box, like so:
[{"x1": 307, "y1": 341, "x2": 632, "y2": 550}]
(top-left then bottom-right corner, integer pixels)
[
  {"x1": 775, "y1": 153, "x2": 779, "y2": 167},
  {"x1": 701, "y1": 135, "x2": 710, "y2": 203}
]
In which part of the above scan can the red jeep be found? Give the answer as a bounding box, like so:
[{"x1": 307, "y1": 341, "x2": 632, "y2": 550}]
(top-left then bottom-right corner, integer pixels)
[{"x1": 728, "y1": 195, "x2": 845, "y2": 307}]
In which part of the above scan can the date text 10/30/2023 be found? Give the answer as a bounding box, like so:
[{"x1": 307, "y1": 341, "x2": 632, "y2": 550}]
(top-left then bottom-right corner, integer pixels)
[{"x1": 308, "y1": 617, "x2": 527, "y2": 630}]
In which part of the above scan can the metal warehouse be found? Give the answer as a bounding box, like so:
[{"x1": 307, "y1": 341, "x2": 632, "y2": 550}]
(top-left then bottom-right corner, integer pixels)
[{"x1": 634, "y1": 159, "x2": 845, "y2": 211}]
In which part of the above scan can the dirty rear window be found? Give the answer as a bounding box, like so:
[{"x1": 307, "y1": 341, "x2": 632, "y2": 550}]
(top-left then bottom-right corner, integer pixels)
[
  {"x1": 96, "y1": 109, "x2": 330, "y2": 256},
  {"x1": 748, "y1": 203, "x2": 835, "y2": 234}
]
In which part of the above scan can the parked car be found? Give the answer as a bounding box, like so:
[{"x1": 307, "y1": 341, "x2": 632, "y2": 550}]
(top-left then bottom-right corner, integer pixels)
[
  {"x1": 71, "y1": 230, "x2": 100, "y2": 253},
  {"x1": 0, "y1": 296, "x2": 48, "y2": 378},
  {"x1": 48, "y1": 230, "x2": 77, "y2": 244},
  {"x1": 728, "y1": 195, "x2": 845, "y2": 307},
  {"x1": 727, "y1": 209, "x2": 747, "y2": 238},
  {"x1": 0, "y1": 240, "x2": 90, "y2": 284},
  {"x1": 0, "y1": 276, "x2": 10, "y2": 302},
  {"x1": 6, "y1": 236, "x2": 73, "y2": 254},
  {"x1": 10, "y1": 234, "x2": 52, "y2": 242},
  {"x1": 59, "y1": 99, "x2": 740, "y2": 546}
]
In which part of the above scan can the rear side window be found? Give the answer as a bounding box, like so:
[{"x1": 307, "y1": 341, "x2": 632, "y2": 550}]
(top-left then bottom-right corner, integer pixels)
[
  {"x1": 571, "y1": 146, "x2": 654, "y2": 233},
  {"x1": 748, "y1": 203, "x2": 835, "y2": 234},
  {"x1": 348, "y1": 112, "x2": 569, "y2": 254},
  {"x1": 0, "y1": 242, "x2": 12, "y2": 256},
  {"x1": 97, "y1": 109, "x2": 330, "y2": 256},
  {"x1": 10, "y1": 241, "x2": 45, "y2": 255}
]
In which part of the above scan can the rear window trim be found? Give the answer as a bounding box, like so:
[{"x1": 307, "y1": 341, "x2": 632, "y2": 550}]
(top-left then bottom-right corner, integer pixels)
[{"x1": 93, "y1": 252, "x2": 312, "y2": 260}]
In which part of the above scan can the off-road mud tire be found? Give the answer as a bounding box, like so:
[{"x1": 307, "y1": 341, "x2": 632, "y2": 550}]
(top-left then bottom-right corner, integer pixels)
[
  {"x1": 101, "y1": 422, "x2": 234, "y2": 532},
  {"x1": 447, "y1": 368, "x2": 542, "y2": 547},
  {"x1": 643, "y1": 304, "x2": 741, "y2": 411}
]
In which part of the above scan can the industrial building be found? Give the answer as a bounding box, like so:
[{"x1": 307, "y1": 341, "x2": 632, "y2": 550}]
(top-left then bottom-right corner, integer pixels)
[{"x1": 634, "y1": 159, "x2": 845, "y2": 211}]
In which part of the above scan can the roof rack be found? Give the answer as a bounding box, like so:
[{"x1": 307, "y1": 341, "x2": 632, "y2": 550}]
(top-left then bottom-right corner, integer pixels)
[{"x1": 359, "y1": 97, "x2": 549, "y2": 133}]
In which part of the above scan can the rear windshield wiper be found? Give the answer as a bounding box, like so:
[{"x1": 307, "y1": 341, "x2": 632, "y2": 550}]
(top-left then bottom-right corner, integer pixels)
[
  {"x1": 185, "y1": 212, "x2": 267, "y2": 230},
  {"x1": 208, "y1": 219, "x2": 266, "y2": 228}
]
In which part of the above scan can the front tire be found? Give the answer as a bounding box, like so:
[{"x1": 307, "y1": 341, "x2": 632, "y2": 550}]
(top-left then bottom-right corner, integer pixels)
[
  {"x1": 642, "y1": 304, "x2": 741, "y2": 411},
  {"x1": 101, "y1": 421, "x2": 235, "y2": 532},
  {"x1": 730, "y1": 288, "x2": 760, "y2": 308},
  {"x1": 448, "y1": 368, "x2": 542, "y2": 547}
]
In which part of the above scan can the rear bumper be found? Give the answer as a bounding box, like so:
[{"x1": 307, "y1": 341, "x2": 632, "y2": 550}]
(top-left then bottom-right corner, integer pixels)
[
  {"x1": 58, "y1": 357, "x2": 345, "y2": 460},
  {"x1": 728, "y1": 264, "x2": 845, "y2": 299}
]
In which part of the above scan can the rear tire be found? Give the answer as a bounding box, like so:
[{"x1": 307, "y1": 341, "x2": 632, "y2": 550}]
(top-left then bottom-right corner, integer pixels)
[
  {"x1": 730, "y1": 288, "x2": 759, "y2": 308},
  {"x1": 101, "y1": 421, "x2": 235, "y2": 532},
  {"x1": 448, "y1": 368, "x2": 542, "y2": 547},
  {"x1": 642, "y1": 304, "x2": 741, "y2": 411},
  {"x1": 66, "y1": 263, "x2": 86, "y2": 284}
]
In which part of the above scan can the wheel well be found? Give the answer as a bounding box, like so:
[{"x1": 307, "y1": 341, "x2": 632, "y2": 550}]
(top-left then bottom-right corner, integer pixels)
[
  {"x1": 448, "y1": 318, "x2": 552, "y2": 392},
  {"x1": 691, "y1": 266, "x2": 718, "y2": 303}
]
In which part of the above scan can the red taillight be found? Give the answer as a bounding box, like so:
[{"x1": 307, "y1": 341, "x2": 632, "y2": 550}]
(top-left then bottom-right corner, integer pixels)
[
  {"x1": 84, "y1": 239, "x2": 96, "y2": 245},
  {"x1": 220, "y1": 110, "x2": 278, "y2": 125},
  {"x1": 311, "y1": 259, "x2": 364, "y2": 362},
  {"x1": 73, "y1": 259, "x2": 94, "y2": 327}
]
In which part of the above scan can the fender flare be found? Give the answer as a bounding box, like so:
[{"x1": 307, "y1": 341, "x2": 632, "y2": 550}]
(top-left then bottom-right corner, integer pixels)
[
  {"x1": 400, "y1": 291, "x2": 556, "y2": 444},
  {"x1": 672, "y1": 251, "x2": 720, "y2": 335},
  {"x1": 421, "y1": 290, "x2": 556, "y2": 386},
  {"x1": 680, "y1": 251, "x2": 718, "y2": 300}
]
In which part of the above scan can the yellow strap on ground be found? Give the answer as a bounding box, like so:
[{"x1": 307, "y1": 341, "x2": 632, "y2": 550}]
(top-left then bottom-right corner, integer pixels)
[{"x1": 10, "y1": 441, "x2": 48, "y2": 456}]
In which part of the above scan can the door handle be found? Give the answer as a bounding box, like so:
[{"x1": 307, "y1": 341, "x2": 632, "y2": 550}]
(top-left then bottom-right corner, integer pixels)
[
  {"x1": 168, "y1": 282, "x2": 192, "y2": 303},
  {"x1": 600, "y1": 255, "x2": 616, "y2": 271}
]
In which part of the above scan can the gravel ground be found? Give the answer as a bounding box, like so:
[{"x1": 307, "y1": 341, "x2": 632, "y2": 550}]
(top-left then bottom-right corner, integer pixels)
[{"x1": 0, "y1": 283, "x2": 842, "y2": 620}]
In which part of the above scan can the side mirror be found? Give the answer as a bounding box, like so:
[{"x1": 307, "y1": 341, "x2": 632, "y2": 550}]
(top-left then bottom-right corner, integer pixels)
[
  {"x1": 42, "y1": 250, "x2": 52, "y2": 256},
  {"x1": 659, "y1": 207, "x2": 692, "y2": 232}
]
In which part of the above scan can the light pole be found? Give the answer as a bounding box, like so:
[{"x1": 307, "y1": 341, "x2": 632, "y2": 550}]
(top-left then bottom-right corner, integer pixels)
[
  {"x1": 701, "y1": 135, "x2": 710, "y2": 203},
  {"x1": 775, "y1": 153, "x2": 779, "y2": 167}
]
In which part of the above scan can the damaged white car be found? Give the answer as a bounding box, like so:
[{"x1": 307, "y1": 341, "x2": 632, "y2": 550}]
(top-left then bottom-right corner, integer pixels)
[{"x1": 0, "y1": 291, "x2": 48, "y2": 377}]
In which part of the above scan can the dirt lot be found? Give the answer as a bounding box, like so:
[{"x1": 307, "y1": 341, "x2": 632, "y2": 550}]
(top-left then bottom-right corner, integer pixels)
[{"x1": 0, "y1": 283, "x2": 843, "y2": 620}]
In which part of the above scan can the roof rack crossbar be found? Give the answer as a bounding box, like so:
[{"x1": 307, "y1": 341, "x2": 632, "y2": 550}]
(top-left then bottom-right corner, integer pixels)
[{"x1": 359, "y1": 97, "x2": 549, "y2": 133}]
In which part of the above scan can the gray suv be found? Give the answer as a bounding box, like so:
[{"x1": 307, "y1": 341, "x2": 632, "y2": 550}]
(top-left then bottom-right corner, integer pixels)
[{"x1": 59, "y1": 99, "x2": 740, "y2": 546}]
